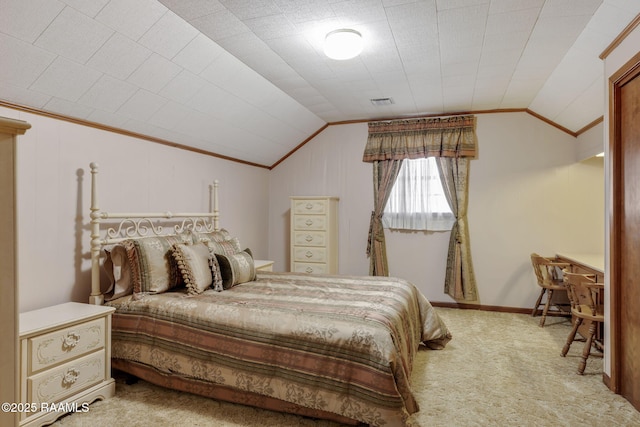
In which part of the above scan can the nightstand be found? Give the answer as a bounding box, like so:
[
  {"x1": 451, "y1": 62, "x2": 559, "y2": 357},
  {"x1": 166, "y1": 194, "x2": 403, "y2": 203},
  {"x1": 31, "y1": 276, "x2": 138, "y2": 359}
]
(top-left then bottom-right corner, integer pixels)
[
  {"x1": 19, "y1": 302, "x2": 116, "y2": 426},
  {"x1": 254, "y1": 260, "x2": 274, "y2": 272}
]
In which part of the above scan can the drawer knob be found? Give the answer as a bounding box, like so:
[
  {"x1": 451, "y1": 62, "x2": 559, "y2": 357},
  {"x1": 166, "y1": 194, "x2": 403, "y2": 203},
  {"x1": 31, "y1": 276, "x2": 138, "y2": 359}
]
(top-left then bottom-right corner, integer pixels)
[
  {"x1": 305, "y1": 203, "x2": 313, "y2": 209},
  {"x1": 305, "y1": 251, "x2": 313, "y2": 258},
  {"x1": 62, "y1": 332, "x2": 80, "y2": 350},
  {"x1": 305, "y1": 234, "x2": 313, "y2": 242},
  {"x1": 305, "y1": 219, "x2": 313, "y2": 226},
  {"x1": 305, "y1": 267, "x2": 313, "y2": 273},
  {"x1": 62, "y1": 368, "x2": 80, "y2": 387}
]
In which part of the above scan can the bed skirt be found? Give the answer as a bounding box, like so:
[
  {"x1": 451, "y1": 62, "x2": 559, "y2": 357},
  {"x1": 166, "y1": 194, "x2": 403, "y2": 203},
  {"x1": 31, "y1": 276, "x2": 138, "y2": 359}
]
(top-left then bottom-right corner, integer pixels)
[{"x1": 112, "y1": 359, "x2": 362, "y2": 425}]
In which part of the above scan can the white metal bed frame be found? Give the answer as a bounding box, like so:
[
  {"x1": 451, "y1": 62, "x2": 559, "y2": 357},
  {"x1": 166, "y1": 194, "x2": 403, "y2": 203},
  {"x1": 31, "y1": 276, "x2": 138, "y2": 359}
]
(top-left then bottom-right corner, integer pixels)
[{"x1": 88, "y1": 162, "x2": 220, "y2": 305}]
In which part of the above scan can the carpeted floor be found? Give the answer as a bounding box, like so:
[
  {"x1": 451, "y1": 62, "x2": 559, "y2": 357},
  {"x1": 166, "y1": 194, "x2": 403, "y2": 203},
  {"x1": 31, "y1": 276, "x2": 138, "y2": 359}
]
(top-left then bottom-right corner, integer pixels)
[{"x1": 53, "y1": 308, "x2": 640, "y2": 427}]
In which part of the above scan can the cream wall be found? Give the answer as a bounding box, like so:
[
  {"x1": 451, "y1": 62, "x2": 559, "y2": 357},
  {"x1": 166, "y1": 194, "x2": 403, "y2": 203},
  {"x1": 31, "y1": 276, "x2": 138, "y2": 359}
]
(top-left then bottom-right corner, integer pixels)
[
  {"x1": 267, "y1": 122, "x2": 372, "y2": 277},
  {"x1": 7, "y1": 104, "x2": 605, "y2": 313},
  {"x1": 1, "y1": 106, "x2": 270, "y2": 313},
  {"x1": 577, "y1": 122, "x2": 604, "y2": 160},
  {"x1": 269, "y1": 112, "x2": 605, "y2": 308}
]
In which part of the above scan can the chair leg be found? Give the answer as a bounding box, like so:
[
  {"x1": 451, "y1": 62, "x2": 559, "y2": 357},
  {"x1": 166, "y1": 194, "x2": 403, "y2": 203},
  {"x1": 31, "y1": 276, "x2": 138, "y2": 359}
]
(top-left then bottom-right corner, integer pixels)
[
  {"x1": 562, "y1": 317, "x2": 582, "y2": 357},
  {"x1": 539, "y1": 289, "x2": 553, "y2": 327},
  {"x1": 532, "y1": 288, "x2": 546, "y2": 317},
  {"x1": 578, "y1": 321, "x2": 597, "y2": 375}
]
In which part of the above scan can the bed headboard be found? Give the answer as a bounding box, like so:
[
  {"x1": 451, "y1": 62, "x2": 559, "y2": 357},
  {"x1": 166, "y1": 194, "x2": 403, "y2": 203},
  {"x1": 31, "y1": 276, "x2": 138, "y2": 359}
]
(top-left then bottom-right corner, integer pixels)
[{"x1": 88, "y1": 162, "x2": 220, "y2": 305}]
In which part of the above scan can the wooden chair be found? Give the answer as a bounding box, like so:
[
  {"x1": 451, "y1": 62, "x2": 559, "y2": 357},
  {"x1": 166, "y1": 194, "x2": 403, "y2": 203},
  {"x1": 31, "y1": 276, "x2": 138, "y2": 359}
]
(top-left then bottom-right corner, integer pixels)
[
  {"x1": 530, "y1": 254, "x2": 571, "y2": 327},
  {"x1": 561, "y1": 271, "x2": 604, "y2": 375}
]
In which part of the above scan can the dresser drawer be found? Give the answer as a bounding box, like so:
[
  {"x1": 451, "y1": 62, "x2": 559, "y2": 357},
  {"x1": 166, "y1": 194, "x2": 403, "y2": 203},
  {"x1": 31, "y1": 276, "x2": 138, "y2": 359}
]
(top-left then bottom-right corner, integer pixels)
[
  {"x1": 293, "y1": 231, "x2": 326, "y2": 247},
  {"x1": 27, "y1": 350, "x2": 106, "y2": 406},
  {"x1": 293, "y1": 199, "x2": 327, "y2": 215},
  {"x1": 293, "y1": 215, "x2": 326, "y2": 230},
  {"x1": 293, "y1": 247, "x2": 327, "y2": 263},
  {"x1": 293, "y1": 262, "x2": 327, "y2": 275},
  {"x1": 28, "y1": 317, "x2": 106, "y2": 374}
]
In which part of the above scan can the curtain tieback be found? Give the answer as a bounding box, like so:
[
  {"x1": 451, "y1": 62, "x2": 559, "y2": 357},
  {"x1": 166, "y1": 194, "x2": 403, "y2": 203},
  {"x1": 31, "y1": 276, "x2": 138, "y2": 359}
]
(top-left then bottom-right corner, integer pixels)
[
  {"x1": 367, "y1": 210, "x2": 386, "y2": 257},
  {"x1": 366, "y1": 211, "x2": 375, "y2": 256}
]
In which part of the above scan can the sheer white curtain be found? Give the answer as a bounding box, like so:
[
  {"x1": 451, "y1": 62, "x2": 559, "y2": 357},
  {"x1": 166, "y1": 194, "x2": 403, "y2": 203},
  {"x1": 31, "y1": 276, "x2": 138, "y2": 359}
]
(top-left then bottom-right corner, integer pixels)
[{"x1": 383, "y1": 157, "x2": 454, "y2": 231}]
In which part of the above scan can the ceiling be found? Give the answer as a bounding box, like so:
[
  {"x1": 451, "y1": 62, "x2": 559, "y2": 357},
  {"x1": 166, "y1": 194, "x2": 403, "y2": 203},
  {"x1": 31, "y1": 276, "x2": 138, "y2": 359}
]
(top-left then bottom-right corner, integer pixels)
[{"x1": 1, "y1": 1, "x2": 639, "y2": 168}]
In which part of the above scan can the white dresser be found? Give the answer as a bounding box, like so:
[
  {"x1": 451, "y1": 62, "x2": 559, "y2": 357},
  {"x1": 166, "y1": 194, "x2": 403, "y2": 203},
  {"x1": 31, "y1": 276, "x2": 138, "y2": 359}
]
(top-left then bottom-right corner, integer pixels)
[
  {"x1": 19, "y1": 302, "x2": 116, "y2": 426},
  {"x1": 290, "y1": 196, "x2": 339, "y2": 274}
]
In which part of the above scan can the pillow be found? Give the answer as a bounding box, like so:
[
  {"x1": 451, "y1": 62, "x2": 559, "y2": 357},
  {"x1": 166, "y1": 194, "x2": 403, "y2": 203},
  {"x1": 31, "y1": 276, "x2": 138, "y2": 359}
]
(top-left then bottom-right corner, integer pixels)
[
  {"x1": 126, "y1": 234, "x2": 192, "y2": 297},
  {"x1": 192, "y1": 228, "x2": 232, "y2": 244},
  {"x1": 206, "y1": 236, "x2": 242, "y2": 257},
  {"x1": 216, "y1": 249, "x2": 256, "y2": 289},
  {"x1": 210, "y1": 255, "x2": 224, "y2": 292},
  {"x1": 103, "y1": 245, "x2": 133, "y2": 301},
  {"x1": 172, "y1": 242, "x2": 219, "y2": 295}
]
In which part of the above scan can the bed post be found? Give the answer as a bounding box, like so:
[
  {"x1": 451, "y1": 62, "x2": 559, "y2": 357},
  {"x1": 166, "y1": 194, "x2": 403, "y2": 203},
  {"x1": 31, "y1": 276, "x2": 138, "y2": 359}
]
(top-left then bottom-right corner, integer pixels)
[
  {"x1": 211, "y1": 179, "x2": 219, "y2": 231},
  {"x1": 89, "y1": 162, "x2": 103, "y2": 305}
]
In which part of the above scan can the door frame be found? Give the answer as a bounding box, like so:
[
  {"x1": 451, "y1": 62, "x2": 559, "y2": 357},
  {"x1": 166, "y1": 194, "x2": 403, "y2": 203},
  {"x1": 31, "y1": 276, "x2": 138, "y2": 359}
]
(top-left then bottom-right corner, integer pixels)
[{"x1": 608, "y1": 50, "x2": 640, "y2": 397}]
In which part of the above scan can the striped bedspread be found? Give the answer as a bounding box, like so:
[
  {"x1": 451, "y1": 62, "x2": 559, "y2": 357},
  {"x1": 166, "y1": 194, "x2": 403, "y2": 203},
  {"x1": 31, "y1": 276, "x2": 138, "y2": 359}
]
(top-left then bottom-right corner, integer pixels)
[{"x1": 107, "y1": 272, "x2": 451, "y2": 426}]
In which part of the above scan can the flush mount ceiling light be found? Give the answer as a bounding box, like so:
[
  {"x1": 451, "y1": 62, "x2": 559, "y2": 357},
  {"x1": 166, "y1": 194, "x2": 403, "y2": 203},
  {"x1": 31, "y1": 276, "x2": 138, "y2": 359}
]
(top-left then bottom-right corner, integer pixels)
[{"x1": 324, "y1": 29, "x2": 363, "y2": 60}]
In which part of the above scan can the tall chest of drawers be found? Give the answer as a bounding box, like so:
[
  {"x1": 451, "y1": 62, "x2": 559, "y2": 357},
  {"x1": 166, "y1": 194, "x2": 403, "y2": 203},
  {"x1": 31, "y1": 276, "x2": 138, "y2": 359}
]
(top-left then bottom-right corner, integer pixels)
[
  {"x1": 290, "y1": 196, "x2": 339, "y2": 274},
  {"x1": 19, "y1": 302, "x2": 116, "y2": 426}
]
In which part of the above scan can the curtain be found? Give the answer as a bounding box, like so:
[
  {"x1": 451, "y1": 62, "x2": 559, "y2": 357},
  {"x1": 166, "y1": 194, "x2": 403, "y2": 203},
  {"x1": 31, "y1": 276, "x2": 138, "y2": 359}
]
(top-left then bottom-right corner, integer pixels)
[
  {"x1": 383, "y1": 158, "x2": 455, "y2": 231},
  {"x1": 436, "y1": 157, "x2": 477, "y2": 301},
  {"x1": 363, "y1": 115, "x2": 478, "y2": 301},
  {"x1": 366, "y1": 159, "x2": 403, "y2": 276}
]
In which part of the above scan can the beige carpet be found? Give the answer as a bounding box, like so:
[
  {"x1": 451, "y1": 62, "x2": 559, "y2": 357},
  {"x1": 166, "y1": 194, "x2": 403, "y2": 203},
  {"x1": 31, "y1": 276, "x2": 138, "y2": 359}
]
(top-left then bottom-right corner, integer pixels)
[{"x1": 54, "y1": 308, "x2": 640, "y2": 427}]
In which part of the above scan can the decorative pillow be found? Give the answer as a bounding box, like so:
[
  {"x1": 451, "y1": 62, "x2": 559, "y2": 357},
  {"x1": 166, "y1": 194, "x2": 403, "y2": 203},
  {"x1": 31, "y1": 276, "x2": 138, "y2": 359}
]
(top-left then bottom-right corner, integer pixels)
[
  {"x1": 210, "y1": 255, "x2": 224, "y2": 292},
  {"x1": 192, "y1": 228, "x2": 232, "y2": 244},
  {"x1": 103, "y1": 245, "x2": 133, "y2": 301},
  {"x1": 206, "y1": 236, "x2": 242, "y2": 257},
  {"x1": 127, "y1": 234, "x2": 192, "y2": 297},
  {"x1": 215, "y1": 249, "x2": 256, "y2": 289},
  {"x1": 172, "y1": 242, "x2": 217, "y2": 295}
]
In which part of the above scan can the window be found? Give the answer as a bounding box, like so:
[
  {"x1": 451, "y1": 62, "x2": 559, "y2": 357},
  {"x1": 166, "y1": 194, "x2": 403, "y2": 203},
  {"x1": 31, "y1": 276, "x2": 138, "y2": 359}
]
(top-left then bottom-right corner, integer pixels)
[{"x1": 383, "y1": 158, "x2": 455, "y2": 231}]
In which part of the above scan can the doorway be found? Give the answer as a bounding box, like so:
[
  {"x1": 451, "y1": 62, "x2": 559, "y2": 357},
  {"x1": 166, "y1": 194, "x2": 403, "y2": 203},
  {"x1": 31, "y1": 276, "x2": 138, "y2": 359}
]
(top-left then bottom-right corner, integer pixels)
[{"x1": 610, "y1": 51, "x2": 640, "y2": 411}]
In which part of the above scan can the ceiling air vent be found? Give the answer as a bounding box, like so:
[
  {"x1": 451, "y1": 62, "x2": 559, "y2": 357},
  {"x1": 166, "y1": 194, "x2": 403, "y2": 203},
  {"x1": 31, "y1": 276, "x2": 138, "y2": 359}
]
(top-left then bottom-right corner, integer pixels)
[{"x1": 370, "y1": 97, "x2": 394, "y2": 106}]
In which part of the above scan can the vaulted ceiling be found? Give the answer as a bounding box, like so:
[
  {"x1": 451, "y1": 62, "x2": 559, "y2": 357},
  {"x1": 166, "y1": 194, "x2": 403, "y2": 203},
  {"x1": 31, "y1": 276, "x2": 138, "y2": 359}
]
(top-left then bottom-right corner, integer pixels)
[{"x1": 1, "y1": 0, "x2": 639, "y2": 168}]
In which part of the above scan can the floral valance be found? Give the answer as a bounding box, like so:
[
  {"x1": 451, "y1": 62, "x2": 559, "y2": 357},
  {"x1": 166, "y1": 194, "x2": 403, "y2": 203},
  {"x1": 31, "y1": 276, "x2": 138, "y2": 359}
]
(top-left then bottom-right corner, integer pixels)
[{"x1": 362, "y1": 115, "x2": 477, "y2": 162}]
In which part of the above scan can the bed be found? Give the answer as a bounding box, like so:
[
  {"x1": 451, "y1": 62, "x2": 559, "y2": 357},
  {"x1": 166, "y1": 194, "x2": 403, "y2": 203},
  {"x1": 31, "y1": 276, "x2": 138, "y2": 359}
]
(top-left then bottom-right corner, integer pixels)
[{"x1": 88, "y1": 163, "x2": 452, "y2": 426}]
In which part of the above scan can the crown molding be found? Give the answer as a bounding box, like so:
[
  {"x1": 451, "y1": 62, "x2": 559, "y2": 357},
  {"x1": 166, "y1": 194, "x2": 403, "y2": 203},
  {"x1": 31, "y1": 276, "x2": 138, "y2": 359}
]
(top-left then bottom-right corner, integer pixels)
[
  {"x1": 600, "y1": 13, "x2": 640, "y2": 60},
  {"x1": 0, "y1": 100, "x2": 269, "y2": 169},
  {"x1": 0, "y1": 100, "x2": 600, "y2": 171}
]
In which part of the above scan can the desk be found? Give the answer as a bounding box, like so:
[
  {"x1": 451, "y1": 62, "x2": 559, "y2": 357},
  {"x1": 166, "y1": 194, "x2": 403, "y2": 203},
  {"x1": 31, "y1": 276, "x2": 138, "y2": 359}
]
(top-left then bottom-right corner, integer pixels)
[{"x1": 556, "y1": 253, "x2": 604, "y2": 281}]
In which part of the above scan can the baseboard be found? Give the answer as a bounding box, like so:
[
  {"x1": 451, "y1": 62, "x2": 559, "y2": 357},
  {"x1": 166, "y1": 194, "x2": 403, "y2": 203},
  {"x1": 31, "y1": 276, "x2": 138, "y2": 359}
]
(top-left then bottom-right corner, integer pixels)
[{"x1": 430, "y1": 301, "x2": 535, "y2": 315}]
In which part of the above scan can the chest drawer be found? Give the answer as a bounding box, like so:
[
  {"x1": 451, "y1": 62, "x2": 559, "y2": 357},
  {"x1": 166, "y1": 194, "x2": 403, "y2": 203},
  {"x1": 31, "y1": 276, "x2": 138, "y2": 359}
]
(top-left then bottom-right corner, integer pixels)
[
  {"x1": 293, "y1": 215, "x2": 326, "y2": 231},
  {"x1": 27, "y1": 350, "x2": 106, "y2": 406},
  {"x1": 293, "y1": 199, "x2": 327, "y2": 215},
  {"x1": 293, "y1": 262, "x2": 328, "y2": 275},
  {"x1": 293, "y1": 247, "x2": 327, "y2": 263},
  {"x1": 28, "y1": 317, "x2": 106, "y2": 374},
  {"x1": 293, "y1": 231, "x2": 326, "y2": 247}
]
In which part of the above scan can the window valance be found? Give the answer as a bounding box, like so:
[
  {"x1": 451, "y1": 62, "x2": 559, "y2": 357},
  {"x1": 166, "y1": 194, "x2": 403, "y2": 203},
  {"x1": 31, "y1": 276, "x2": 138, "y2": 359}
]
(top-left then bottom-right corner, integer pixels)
[{"x1": 362, "y1": 115, "x2": 477, "y2": 162}]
